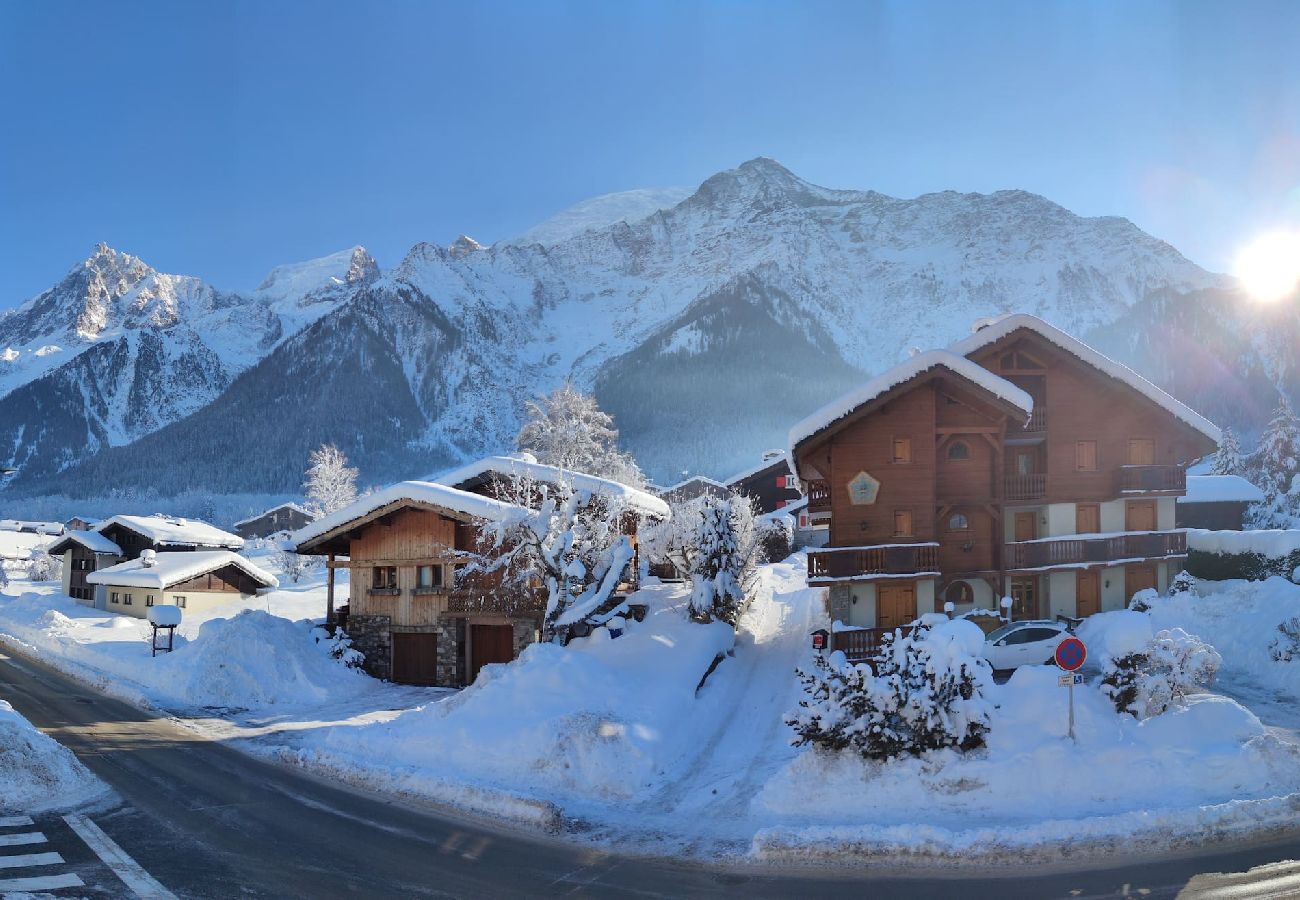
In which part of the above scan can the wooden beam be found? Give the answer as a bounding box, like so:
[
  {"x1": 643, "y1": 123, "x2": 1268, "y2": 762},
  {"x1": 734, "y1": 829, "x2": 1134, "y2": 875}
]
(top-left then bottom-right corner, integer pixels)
[
  {"x1": 335, "y1": 556, "x2": 470, "y2": 568},
  {"x1": 326, "y1": 553, "x2": 336, "y2": 627}
]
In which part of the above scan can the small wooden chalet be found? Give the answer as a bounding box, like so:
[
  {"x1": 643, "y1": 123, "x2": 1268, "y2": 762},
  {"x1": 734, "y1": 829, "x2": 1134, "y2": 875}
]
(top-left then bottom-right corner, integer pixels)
[
  {"x1": 65, "y1": 516, "x2": 101, "y2": 532},
  {"x1": 86, "y1": 551, "x2": 278, "y2": 618},
  {"x1": 1177, "y1": 474, "x2": 1265, "y2": 530},
  {"x1": 234, "y1": 503, "x2": 316, "y2": 539},
  {"x1": 48, "y1": 530, "x2": 125, "y2": 605},
  {"x1": 790, "y1": 315, "x2": 1220, "y2": 659},
  {"x1": 293, "y1": 481, "x2": 535, "y2": 687},
  {"x1": 657, "y1": 475, "x2": 729, "y2": 506},
  {"x1": 723, "y1": 451, "x2": 803, "y2": 515}
]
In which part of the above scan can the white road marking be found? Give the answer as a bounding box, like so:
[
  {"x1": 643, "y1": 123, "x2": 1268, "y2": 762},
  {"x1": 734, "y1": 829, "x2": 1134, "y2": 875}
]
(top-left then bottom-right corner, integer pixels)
[
  {"x1": 0, "y1": 832, "x2": 45, "y2": 847},
  {"x1": 0, "y1": 816, "x2": 34, "y2": 828},
  {"x1": 0, "y1": 873, "x2": 84, "y2": 891},
  {"x1": 0, "y1": 851, "x2": 64, "y2": 869},
  {"x1": 64, "y1": 814, "x2": 176, "y2": 899}
]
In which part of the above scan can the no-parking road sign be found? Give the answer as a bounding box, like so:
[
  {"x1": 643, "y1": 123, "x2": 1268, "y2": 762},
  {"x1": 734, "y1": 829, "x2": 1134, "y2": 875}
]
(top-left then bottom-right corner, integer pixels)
[{"x1": 1055, "y1": 636, "x2": 1087, "y2": 672}]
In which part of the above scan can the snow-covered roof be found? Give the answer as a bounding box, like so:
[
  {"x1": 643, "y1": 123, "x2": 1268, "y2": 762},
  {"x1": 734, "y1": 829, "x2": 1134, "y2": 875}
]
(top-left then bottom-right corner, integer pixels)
[
  {"x1": 787, "y1": 350, "x2": 1034, "y2": 466},
  {"x1": 292, "y1": 480, "x2": 520, "y2": 550},
  {"x1": 1179, "y1": 474, "x2": 1266, "y2": 504},
  {"x1": 87, "y1": 551, "x2": 278, "y2": 591},
  {"x1": 96, "y1": 515, "x2": 244, "y2": 550},
  {"x1": 432, "y1": 455, "x2": 670, "y2": 519},
  {"x1": 948, "y1": 314, "x2": 1221, "y2": 444},
  {"x1": 233, "y1": 503, "x2": 315, "y2": 528},
  {"x1": 722, "y1": 451, "x2": 792, "y2": 487},
  {"x1": 659, "y1": 474, "x2": 728, "y2": 494},
  {"x1": 48, "y1": 530, "x2": 122, "y2": 556}
]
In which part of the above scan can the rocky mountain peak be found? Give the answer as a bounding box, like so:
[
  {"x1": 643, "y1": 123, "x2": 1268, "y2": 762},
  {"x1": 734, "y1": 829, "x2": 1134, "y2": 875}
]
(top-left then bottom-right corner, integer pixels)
[
  {"x1": 447, "y1": 235, "x2": 485, "y2": 259},
  {"x1": 346, "y1": 246, "x2": 380, "y2": 284}
]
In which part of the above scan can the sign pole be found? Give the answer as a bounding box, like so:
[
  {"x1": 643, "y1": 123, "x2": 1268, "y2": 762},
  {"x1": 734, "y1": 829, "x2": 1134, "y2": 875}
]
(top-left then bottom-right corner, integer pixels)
[
  {"x1": 1067, "y1": 677, "x2": 1076, "y2": 742},
  {"x1": 1054, "y1": 636, "x2": 1087, "y2": 744}
]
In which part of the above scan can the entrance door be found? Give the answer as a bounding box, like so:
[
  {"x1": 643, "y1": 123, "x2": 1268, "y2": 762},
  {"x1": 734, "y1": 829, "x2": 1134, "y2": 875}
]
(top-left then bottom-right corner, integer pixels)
[
  {"x1": 1076, "y1": 503, "x2": 1100, "y2": 535},
  {"x1": 391, "y1": 632, "x2": 438, "y2": 685},
  {"x1": 1010, "y1": 576, "x2": 1038, "y2": 620},
  {"x1": 1076, "y1": 570, "x2": 1101, "y2": 618},
  {"x1": 1125, "y1": 565, "x2": 1157, "y2": 602},
  {"x1": 1125, "y1": 500, "x2": 1157, "y2": 532},
  {"x1": 877, "y1": 584, "x2": 916, "y2": 631},
  {"x1": 1014, "y1": 511, "x2": 1037, "y2": 542},
  {"x1": 469, "y1": 624, "x2": 515, "y2": 683}
]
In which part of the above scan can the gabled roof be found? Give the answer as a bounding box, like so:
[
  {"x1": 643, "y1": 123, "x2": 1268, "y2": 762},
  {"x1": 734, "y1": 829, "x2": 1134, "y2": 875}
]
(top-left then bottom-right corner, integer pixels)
[
  {"x1": 788, "y1": 349, "x2": 1034, "y2": 470},
  {"x1": 432, "y1": 455, "x2": 670, "y2": 519},
  {"x1": 1180, "y1": 474, "x2": 1266, "y2": 504},
  {"x1": 292, "y1": 480, "x2": 519, "y2": 553},
  {"x1": 48, "y1": 531, "x2": 122, "y2": 556},
  {"x1": 948, "y1": 314, "x2": 1221, "y2": 443},
  {"x1": 722, "y1": 452, "x2": 792, "y2": 487},
  {"x1": 87, "y1": 551, "x2": 278, "y2": 591},
  {"x1": 659, "y1": 474, "x2": 728, "y2": 494},
  {"x1": 233, "y1": 503, "x2": 315, "y2": 528},
  {"x1": 96, "y1": 515, "x2": 244, "y2": 550}
]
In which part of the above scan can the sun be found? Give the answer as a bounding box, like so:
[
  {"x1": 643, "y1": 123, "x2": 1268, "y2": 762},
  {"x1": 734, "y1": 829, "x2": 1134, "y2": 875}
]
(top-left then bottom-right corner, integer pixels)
[{"x1": 1235, "y1": 232, "x2": 1300, "y2": 303}]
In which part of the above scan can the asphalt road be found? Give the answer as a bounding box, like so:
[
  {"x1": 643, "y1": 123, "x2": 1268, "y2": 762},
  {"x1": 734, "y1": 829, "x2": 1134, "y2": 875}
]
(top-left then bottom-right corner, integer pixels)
[{"x1": 2, "y1": 646, "x2": 1298, "y2": 899}]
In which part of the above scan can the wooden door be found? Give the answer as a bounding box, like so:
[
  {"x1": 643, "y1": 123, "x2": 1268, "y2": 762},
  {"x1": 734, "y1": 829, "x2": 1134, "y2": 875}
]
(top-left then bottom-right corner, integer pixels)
[
  {"x1": 1075, "y1": 503, "x2": 1100, "y2": 535},
  {"x1": 1076, "y1": 570, "x2": 1100, "y2": 618},
  {"x1": 1125, "y1": 500, "x2": 1157, "y2": 532},
  {"x1": 877, "y1": 585, "x2": 916, "y2": 631},
  {"x1": 1010, "y1": 576, "x2": 1038, "y2": 620},
  {"x1": 1127, "y1": 439, "x2": 1155, "y2": 466},
  {"x1": 469, "y1": 624, "x2": 515, "y2": 683},
  {"x1": 1014, "y1": 512, "x2": 1037, "y2": 542},
  {"x1": 391, "y1": 632, "x2": 438, "y2": 686},
  {"x1": 1125, "y1": 565, "x2": 1157, "y2": 601}
]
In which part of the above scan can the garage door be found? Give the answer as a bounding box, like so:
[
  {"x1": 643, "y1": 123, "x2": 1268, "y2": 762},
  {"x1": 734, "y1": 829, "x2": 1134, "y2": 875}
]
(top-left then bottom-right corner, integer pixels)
[
  {"x1": 391, "y1": 633, "x2": 438, "y2": 686},
  {"x1": 470, "y1": 624, "x2": 515, "y2": 683}
]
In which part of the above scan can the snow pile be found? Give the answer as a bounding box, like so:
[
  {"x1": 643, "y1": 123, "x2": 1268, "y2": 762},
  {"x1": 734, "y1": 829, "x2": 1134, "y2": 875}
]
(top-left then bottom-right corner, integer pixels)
[
  {"x1": 1075, "y1": 609, "x2": 1155, "y2": 662},
  {"x1": 0, "y1": 699, "x2": 106, "y2": 813},
  {"x1": 1187, "y1": 528, "x2": 1300, "y2": 557},
  {"x1": 303, "y1": 594, "x2": 735, "y2": 801},
  {"x1": 1181, "y1": 475, "x2": 1266, "y2": 504}
]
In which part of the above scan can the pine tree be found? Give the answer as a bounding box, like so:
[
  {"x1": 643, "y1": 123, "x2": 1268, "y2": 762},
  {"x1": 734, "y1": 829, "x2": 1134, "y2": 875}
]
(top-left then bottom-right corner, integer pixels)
[
  {"x1": 1247, "y1": 398, "x2": 1300, "y2": 528},
  {"x1": 1210, "y1": 427, "x2": 1244, "y2": 476},
  {"x1": 516, "y1": 383, "x2": 646, "y2": 488},
  {"x1": 690, "y1": 497, "x2": 744, "y2": 624},
  {"x1": 303, "y1": 444, "x2": 359, "y2": 516}
]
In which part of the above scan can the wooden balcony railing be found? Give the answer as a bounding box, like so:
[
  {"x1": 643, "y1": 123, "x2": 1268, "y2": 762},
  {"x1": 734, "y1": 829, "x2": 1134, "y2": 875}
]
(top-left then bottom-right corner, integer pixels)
[
  {"x1": 1004, "y1": 473, "x2": 1047, "y2": 501},
  {"x1": 1019, "y1": 406, "x2": 1048, "y2": 434},
  {"x1": 830, "y1": 625, "x2": 916, "y2": 664},
  {"x1": 807, "y1": 479, "x2": 831, "y2": 512},
  {"x1": 1117, "y1": 465, "x2": 1187, "y2": 494},
  {"x1": 1007, "y1": 530, "x2": 1186, "y2": 570},
  {"x1": 446, "y1": 587, "x2": 546, "y2": 616},
  {"x1": 808, "y1": 543, "x2": 940, "y2": 581}
]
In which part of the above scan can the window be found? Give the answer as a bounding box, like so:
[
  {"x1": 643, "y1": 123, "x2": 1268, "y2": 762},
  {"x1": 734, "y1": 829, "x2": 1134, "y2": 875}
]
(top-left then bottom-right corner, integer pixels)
[
  {"x1": 1075, "y1": 440, "x2": 1098, "y2": 472},
  {"x1": 946, "y1": 440, "x2": 971, "y2": 460},
  {"x1": 110, "y1": 592, "x2": 119, "y2": 604},
  {"x1": 416, "y1": 565, "x2": 444, "y2": 590},
  {"x1": 892, "y1": 437, "x2": 912, "y2": 464},
  {"x1": 893, "y1": 509, "x2": 914, "y2": 537},
  {"x1": 145, "y1": 595, "x2": 155, "y2": 607},
  {"x1": 174, "y1": 595, "x2": 187, "y2": 608},
  {"x1": 123, "y1": 593, "x2": 133, "y2": 605},
  {"x1": 946, "y1": 512, "x2": 969, "y2": 531},
  {"x1": 944, "y1": 581, "x2": 973, "y2": 606},
  {"x1": 372, "y1": 566, "x2": 398, "y2": 589},
  {"x1": 1127, "y1": 439, "x2": 1154, "y2": 466}
]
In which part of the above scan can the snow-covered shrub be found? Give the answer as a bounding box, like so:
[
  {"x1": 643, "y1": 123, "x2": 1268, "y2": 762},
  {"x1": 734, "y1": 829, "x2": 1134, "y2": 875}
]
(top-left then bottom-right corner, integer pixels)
[
  {"x1": 516, "y1": 382, "x2": 646, "y2": 489},
  {"x1": 1101, "y1": 627, "x2": 1222, "y2": 719},
  {"x1": 1269, "y1": 617, "x2": 1300, "y2": 663},
  {"x1": 26, "y1": 549, "x2": 60, "y2": 583},
  {"x1": 313, "y1": 626, "x2": 365, "y2": 669},
  {"x1": 1128, "y1": 587, "x2": 1158, "y2": 612},
  {"x1": 1167, "y1": 570, "x2": 1196, "y2": 596},
  {"x1": 0, "y1": 563, "x2": 8, "y2": 589},
  {"x1": 272, "y1": 545, "x2": 308, "y2": 583},
  {"x1": 303, "y1": 443, "x2": 359, "y2": 516},
  {"x1": 787, "y1": 619, "x2": 994, "y2": 760}
]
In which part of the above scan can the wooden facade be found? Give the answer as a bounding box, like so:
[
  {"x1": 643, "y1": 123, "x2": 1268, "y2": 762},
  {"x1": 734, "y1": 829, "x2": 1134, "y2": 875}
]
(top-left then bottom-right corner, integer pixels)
[
  {"x1": 234, "y1": 504, "x2": 315, "y2": 539},
  {"x1": 725, "y1": 456, "x2": 803, "y2": 515},
  {"x1": 794, "y1": 325, "x2": 1218, "y2": 632}
]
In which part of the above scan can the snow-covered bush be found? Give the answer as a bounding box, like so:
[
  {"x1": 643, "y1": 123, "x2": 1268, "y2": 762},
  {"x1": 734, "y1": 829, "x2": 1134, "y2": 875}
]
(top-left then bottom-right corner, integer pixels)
[
  {"x1": 313, "y1": 626, "x2": 365, "y2": 669},
  {"x1": 516, "y1": 382, "x2": 646, "y2": 489},
  {"x1": 303, "y1": 443, "x2": 359, "y2": 516},
  {"x1": 1128, "y1": 587, "x2": 1158, "y2": 612},
  {"x1": 26, "y1": 549, "x2": 60, "y2": 583},
  {"x1": 0, "y1": 563, "x2": 8, "y2": 589},
  {"x1": 1167, "y1": 570, "x2": 1196, "y2": 596},
  {"x1": 272, "y1": 545, "x2": 309, "y2": 583},
  {"x1": 1101, "y1": 627, "x2": 1222, "y2": 719},
  {"x1": 1269, "y1": 617, "x2": 1300, "y2": 663},
  {"x1": 787, "y1": 618, "x2": 994, "y2": 760}
]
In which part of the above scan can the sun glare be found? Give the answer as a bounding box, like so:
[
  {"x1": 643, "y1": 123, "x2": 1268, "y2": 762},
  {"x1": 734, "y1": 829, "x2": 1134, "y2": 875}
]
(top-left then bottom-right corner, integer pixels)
[{"x1": 1235, "y1": 232, "x2": 1300, "y2": 303}]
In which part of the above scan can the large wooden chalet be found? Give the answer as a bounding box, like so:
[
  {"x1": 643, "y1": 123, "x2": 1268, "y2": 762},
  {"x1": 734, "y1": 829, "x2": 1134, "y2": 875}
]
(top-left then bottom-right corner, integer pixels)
[{"x1": 789, "y1": 315, "x2": 1219, "y2": 652}]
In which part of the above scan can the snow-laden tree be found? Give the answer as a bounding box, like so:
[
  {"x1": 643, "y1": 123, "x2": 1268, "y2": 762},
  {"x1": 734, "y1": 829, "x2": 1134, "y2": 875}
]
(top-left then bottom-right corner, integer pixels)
[
  {"x1": 516, "y1": 383, "x2": 647, "y2": 488},
  {"x1": 474, "y1": 475, "x2": 635, "y2": 641},
  {"x1": 787, "y1": 618, "x2": 994, "y2": 760},
  {"x1": 0, "y1": 563, "x2": 9, "y2": 589},
  {"x1": 303, "y1": 444, "x2": 359, "y2": 516},
  {"x1": 1167, "y1": 569, "x2": 1196, "y2": 596},
  {"x1": 1247, "y1": 397, "x2": 1300, "y2": 528},
  {"x1": 272, "y1": 538, "x2": 312, "y2": 584},
  {"x1": 313, "y1": 626, "x2": 365, "y2": 669},
  {"x1": 1101, "y1": 627, "x2": 1221, "y2": 719},
  {"x1": 1210, "y1": 427, "x2": 1245, "y2": 476},
  {"x1": 27, "y1": 548, "x2": 60, "y2": 583}
]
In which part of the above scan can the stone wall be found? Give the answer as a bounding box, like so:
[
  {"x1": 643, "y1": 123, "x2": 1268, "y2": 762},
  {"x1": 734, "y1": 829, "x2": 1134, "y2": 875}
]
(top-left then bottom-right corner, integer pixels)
[
  {"x1": 828, "y1": 584, "x2": 851, "y2": 623},
  {"x1": 348, "y1": 614, "x2": 392, "y2": 681}
]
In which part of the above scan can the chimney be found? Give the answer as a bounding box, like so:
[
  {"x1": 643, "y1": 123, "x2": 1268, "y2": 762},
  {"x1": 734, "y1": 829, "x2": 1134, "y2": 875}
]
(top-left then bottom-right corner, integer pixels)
[{"x1": 140, "y1": 549, "x2": 157, "y2": 568}]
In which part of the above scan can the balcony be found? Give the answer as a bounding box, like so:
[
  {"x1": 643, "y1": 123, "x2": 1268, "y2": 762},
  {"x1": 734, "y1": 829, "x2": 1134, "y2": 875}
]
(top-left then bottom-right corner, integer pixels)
[
  {"x1": 1117, "y1": 465, "x2": 1187, "y2": 494},
  {"x1": 808, "y1": 543, "x2": 940, "y2": 582},
  {"x1": 1006, "y1": 530, "x2": 1186, "y2": 570},
  {"x1": 446, "y1": 587, "x2": 546, "y2": 616},
  {"x1": 807, "y1": 479, "x2": 831, "y2": 512},
  {"x1": 830, "y1": 625, "x2": 917, "y2": 665},
  {"x1": 1004, "y1": 473, "x2": 1047, "y2": 501},
  {"x1": 1006, "y1": 406, "x2": 1048, "y2": 442}
]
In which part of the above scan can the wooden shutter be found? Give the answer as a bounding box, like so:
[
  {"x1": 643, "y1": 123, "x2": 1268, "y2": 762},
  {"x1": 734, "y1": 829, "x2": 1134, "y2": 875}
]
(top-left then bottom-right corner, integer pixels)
[
  {"x1": 1075, "y1": 503, "x2": 1100, "y2": 534},
  {"x1": 1075, "y1": 441, "x2": 1097, "y2": 471},
  {"x1": 893, "y1": 510, "x2": 913, "y2": 537},
  {"x1": 892, "y1": 437, "x2": 912, "y2": 464},
  {"x1": 1127, "y1": 439, "x2": 1154, "y2": 466}
]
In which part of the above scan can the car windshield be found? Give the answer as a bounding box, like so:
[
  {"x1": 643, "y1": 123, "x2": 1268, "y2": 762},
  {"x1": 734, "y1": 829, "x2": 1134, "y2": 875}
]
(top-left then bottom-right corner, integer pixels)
[{"x1": 985, "y1": 623, "x2": 1020, "y2": 643}]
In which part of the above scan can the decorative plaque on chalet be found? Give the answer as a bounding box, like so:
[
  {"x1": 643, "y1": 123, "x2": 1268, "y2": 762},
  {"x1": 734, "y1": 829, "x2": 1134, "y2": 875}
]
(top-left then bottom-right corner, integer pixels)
[{"x1": 846, "y1": 471, "x2": 880, "y2": 506}]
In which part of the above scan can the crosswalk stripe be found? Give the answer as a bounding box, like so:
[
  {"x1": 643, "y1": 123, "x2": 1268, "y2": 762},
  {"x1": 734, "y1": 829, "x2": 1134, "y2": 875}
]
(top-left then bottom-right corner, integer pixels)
[
  {"x1": 0, "y1": 817, "x2": 34, "y2": 828},
  {"x1": 64, "y1": 814, "x2": 175, "y2": 899},
  {"x1": 0, "y1": 873, "x2": 85, "y2": 891},
  {"x1": 0, "y1": 832, "x2": 45, "y2": 847},
  {"x1": 0, "y1": 851, "x2": 64, "y2": 869}
]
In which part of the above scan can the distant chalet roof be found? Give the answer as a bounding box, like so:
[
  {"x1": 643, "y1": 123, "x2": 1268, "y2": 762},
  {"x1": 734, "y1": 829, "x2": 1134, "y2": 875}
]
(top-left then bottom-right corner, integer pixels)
[
  {"x1": 87, "y1": 550, "x2": 278, "y2": 591},
  {"x1": 433, "y1": 455, "x2": 670, "y2": 519},
  {"x1": 1180, "y1": 474, "x2": 1266, "y2": 504},
  {"x1": 48, "y1": 530, "x2": 123, "y2": 556},
  {"x1": 658, "y1": 474, "x2": 728, "y2": 494},
  {"x1": 292, "y1": 480, "x2": 520, "y2": 553},
  {"x1": 722, "y1": 451, "x2": 792, "y2": 487},
  {"x1": 233, "y1": 502, "x2": 315, "y2": 528},
  {"x1": 788, "y1": 349, "x2": 1034, "y2": 468},
  {"x1": 948, "y1": 313, "x2": 1221, "y2": 443},
  {"x1": 97, "y1": 515, "x2": 244, "y2": 550}
]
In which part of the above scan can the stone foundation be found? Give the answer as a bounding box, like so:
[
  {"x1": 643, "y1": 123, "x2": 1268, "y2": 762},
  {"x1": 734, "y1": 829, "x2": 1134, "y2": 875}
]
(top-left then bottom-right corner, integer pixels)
[
  {"x1": 347, "y1": 614, "x2": 392, "y2": 680},
  {"x1": 828, "y1": 584, "x2": 851, "y2": 623}
]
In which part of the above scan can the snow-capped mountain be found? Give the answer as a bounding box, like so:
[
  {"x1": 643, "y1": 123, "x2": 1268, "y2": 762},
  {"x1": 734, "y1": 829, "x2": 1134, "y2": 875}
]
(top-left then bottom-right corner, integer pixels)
[
  {"x1": 6, "y1": 158, "x2": 1294, "y2": 498},
  {"x1": 505, "y1": 186, "x2": 693, "y2": 247}
]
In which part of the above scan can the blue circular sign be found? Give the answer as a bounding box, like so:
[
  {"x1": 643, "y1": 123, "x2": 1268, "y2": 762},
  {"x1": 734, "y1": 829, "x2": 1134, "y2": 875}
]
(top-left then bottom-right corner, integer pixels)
[{"x1": 1055, "y1": 637, "x2": 1087, "y2": 672}]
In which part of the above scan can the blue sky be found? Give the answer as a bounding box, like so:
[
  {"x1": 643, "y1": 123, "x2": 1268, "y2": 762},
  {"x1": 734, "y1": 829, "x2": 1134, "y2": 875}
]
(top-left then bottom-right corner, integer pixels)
[{"x1": 2, "y1": 1, "x2": 1298, "y2": 305}]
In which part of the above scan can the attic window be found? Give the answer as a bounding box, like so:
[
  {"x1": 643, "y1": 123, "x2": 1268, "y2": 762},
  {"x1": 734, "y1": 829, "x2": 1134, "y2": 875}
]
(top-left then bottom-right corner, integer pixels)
[
  {"x1": 947, "y1": 441, "x2": 971, "y2": 460},
  {"x1": 947, "y1": 512, "x2": 969, "y2": 531}
]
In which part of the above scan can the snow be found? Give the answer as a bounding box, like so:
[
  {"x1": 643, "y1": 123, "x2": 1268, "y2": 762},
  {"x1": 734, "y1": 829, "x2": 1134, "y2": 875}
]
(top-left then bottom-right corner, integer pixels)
[
  {"x1": 1182, "y1": 474, "x2": 1266, "y2": 504},
  {"x1": 432, "y1": 455, "x2": 670, "y2": 519},
  {"x1": 48, "y1": 529, "x2": 123, "y2": 555},
  {"x1": 788, "y1": 350, "x2": 1033, "y2": 469},
  {"x1": 254, "y1": 246, "x2": 376, "y2": 301},
  {"x1": 659, "y1": 474, "x2": 728, "y2": 494},
  {"x1": 0, "y1": 698, "x2": 107, "y2": 813},
  {"x1": 293, "y1": 479, "x2": 519, "y2": 550},
  {"x1": 1075, "y1": 609, "x2": 1156, "y2": 661},
  {"x1": 97, "y1": 514, "x2": 244, "y2": 550},
  {"x1": 504, "y1": 186, "x2": 693, "y2": 247},
  {"x1": 0, "y1": 530, "x2": 54, "y2": 561},
  {"x1": 87, "y1": 550, "x2": 278, "y2": 591},
  {"x1": 233, "y1": 502, "x2": 314, "y2": 528},
  {"x1": 1187, "y1": 528, "x2": 1300, "y2": 557},
  {"x1": 948, "y1": 313, "x2": 1222, "y2": 444}
]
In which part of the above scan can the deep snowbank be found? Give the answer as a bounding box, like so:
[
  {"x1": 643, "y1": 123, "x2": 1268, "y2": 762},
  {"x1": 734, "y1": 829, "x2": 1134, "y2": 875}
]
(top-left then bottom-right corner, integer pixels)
[{"x1": 0, "y1": 699, "x2": 106, "y2": 813}]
